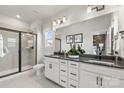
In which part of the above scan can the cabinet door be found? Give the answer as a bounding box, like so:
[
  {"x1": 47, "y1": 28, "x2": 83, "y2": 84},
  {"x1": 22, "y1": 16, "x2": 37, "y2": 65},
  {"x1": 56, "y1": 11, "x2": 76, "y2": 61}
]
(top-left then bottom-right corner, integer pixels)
[
  {"x1": 45, "y1": 61, "x2": 59, "y2": 84},
  {"x1": 51, "y1": 63, "x2": 59, "y2": 84},
  {"x1": 101, "y1": 75, "x2": 124, "y2": 88},
  {"x1": 80, "y1": 70, "x2": 99, "y2": 88},
  {"x1": 45, "y1": 61, "x2": 52, "y2": 79}
]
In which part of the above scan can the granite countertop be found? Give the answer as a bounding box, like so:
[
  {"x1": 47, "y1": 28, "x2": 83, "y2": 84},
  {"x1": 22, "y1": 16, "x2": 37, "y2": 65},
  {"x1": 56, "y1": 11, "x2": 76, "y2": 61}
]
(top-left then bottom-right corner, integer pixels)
[{"x1": 45, "y1": 55, "x2": 124, "y2": 69}]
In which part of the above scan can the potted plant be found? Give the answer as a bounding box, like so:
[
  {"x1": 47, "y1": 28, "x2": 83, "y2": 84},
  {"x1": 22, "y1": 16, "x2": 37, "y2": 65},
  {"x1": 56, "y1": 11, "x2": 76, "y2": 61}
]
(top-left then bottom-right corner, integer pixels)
[
  {"x1": 77, "y1": 44, "x2": 85, "y2": 54},
  {"x1": 67, "y1": 44, "x2": 85, "y2": 58},
  {"x1": 67, "y1": 48, "x2": 80, "y2": 58}
]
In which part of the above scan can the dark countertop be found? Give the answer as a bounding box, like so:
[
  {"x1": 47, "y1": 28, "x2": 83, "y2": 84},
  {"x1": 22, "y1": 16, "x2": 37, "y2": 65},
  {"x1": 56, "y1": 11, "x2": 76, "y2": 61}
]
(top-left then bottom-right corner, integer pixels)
[{"x1": 45, "y1": 55, "x2": 124, "y2": 69}]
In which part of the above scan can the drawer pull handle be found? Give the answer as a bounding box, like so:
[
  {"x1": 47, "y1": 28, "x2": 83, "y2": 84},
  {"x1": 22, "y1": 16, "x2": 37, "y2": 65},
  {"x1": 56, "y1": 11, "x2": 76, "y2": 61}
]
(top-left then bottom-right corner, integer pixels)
[
  {"x1": 70, "y1": 84, "x2": 76, "y2": 88},
  {"x1": 100, "y1": 77, "x2": 102, "y2": 86},
  {"x1": 61, "y1": 69, "x2": 66, "y2": 72},
  {"x1": 61, "y1": 80, "x2": 66, "y2": 83},
  {"x1": 96, "y1": 76, "x2": 98, "y2": 85},
  {"x1": 70, "y1": 63, "x2": 77, "y2": 66},
  {"x1": 70, "y1": 73, "x2": 76, "y2": 76}
]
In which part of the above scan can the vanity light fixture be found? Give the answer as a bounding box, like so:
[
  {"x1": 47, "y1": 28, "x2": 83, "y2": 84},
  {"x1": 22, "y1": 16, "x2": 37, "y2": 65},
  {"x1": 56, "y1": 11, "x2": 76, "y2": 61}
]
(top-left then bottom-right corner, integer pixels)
[
  {"x1": 52, "y1": 21, "x2": 57, "y2": 26},
  {"x1": 16, "y1": 14, "x2": 21, "y2": 18},
  {"x1": 87, "y1": 5, "x2": 105, "y2": 13},
  {"x1": 52, "y1": 16, "x2": 67, "y2": 26},
  {"x1": 57, "y1": 19, "x2": 61, "y2": 24},
  {"x1": 62, "y1": 16, "x2": 67, "y2": 22}
]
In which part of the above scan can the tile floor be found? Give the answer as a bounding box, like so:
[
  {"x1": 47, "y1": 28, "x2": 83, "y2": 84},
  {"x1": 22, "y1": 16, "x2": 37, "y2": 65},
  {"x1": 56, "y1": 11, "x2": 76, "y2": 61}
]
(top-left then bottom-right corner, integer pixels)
[{"x1": 0, "y1": 70, "x2": 61, "y2": 88}]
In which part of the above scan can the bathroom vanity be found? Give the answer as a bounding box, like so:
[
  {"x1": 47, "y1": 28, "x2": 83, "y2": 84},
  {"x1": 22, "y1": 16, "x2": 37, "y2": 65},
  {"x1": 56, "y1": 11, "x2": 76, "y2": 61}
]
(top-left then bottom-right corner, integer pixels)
[
  {"x1": 44, "y1": 12, "x2": 124, "y2": 88},
  {"x1": 44, "y1": 55, "x2": 124, "y2": 88}
]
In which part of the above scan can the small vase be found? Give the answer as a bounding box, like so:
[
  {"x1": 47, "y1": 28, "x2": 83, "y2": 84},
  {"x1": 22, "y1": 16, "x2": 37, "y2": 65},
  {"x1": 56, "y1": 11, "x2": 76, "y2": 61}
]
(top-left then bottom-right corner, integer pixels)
[{"x1": 68, "y1": 55, "x2": 79, "y2": 59}]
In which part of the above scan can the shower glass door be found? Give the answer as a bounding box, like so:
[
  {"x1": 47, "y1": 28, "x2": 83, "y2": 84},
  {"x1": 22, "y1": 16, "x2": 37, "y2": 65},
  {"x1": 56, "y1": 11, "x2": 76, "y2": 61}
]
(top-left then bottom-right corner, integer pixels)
[
  {"x1": 21, "y1": 33, "x2": 36, "y2": 71},
  {"x1": 0, "y1": 30, "x2": 19, "y2": 77}
]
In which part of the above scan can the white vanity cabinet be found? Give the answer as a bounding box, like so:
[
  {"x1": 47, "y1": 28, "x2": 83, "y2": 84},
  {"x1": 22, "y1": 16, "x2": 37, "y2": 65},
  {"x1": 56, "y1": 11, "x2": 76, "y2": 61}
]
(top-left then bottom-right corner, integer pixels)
[
  {"x1": 68, "y1": 61, "x2": 79, "y2": 88},
  {"x1": 100, "y1": 75, "x2": 124, "y2": 88},
  {"x1": 59, "y1": 59, "x2": 68, "y2": 87},
  {"x1": 45, "y1": 56, "x2": 124, "y2": 88},
  {"x1": 79, "y1": 62, "x2": 124, "y2": 88},
  {"x1": 44, "y1": 57, "x2": 60, "y2": 84},
  {"x1": 59, "y1": 60, "x2": 79, "y2": 88}
]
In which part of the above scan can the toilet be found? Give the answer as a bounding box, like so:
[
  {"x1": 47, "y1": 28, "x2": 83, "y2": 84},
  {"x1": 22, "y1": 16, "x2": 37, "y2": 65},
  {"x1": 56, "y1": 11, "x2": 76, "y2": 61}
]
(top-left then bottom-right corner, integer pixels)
[{"x1": 33, "y1": 64, "x2": 45, "y2": 76}]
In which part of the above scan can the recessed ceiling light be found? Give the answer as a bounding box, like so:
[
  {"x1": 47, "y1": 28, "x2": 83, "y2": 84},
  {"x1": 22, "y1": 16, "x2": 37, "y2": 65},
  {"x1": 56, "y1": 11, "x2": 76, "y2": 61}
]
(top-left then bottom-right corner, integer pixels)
[{"x1": 16, "y1": 14, "x2": 21, "y2": 18}]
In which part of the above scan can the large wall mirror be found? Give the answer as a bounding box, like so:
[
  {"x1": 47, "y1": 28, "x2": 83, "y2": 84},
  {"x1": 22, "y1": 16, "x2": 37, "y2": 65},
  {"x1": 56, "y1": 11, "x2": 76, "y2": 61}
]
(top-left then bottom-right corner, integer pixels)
[{"x1": 54, "y1": 13, "x2": 117, "y2": 56}]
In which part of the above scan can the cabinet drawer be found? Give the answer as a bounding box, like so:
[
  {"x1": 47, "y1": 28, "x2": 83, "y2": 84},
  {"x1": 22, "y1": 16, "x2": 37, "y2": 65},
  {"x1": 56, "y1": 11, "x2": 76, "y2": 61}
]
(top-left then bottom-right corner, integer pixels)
[
  {"x1": 45, "y1": 57, "x2": 59, "y2": 64},
  {"x1": 60, "y1": 76, "x2": 68, "y2": 88},
  {"x1": 68, "y1": 61, "x2": 79, "y2": 68},
  {"x1": 60, "y1": 65, "x2": 68, "y2": 76},
  {"x1": 60, "y1": 59, "x2": 67, "y2": 66},
  {"x1": 69, "y1": 68, "x2": 79, "y2": 81},
  {"x1": 68, "y1": 79, "x2": 79, "y2": 88}
]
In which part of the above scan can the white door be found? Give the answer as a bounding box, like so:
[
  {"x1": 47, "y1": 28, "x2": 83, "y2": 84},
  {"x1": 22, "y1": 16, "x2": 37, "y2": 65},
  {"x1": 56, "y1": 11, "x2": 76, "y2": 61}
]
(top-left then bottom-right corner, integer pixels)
[
  {"x1": 80, "y1": 70, "x2": 99, "y2": 88},
  {"x1": 100, "y1": 75, "x2": 124, "y2": 88}
]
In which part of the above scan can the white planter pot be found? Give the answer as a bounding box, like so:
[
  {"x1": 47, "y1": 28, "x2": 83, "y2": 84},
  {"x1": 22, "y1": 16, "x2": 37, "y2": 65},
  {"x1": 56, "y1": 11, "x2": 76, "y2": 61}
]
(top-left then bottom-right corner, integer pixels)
[{"x1": 68, "y1": 55, "x2": 79, "y2": 58}]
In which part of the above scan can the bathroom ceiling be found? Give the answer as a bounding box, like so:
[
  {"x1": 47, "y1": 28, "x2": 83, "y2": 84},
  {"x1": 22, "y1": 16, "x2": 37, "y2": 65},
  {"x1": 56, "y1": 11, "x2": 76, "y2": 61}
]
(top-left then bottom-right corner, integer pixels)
[{"x1": 0, "y1": 5, "x2": 72, "y2": 23}]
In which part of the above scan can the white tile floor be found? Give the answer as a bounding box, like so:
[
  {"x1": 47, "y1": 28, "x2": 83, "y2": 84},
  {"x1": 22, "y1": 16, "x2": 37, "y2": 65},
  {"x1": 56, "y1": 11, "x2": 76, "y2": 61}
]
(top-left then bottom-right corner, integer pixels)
[{"x1": 0, "y1": 70, "x2": 61, "y2": 88}]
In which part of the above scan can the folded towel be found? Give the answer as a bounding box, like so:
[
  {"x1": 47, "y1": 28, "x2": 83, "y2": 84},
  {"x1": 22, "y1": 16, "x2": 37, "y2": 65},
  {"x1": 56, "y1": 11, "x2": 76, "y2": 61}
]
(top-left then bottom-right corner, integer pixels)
[
  {"x1": 0, "y1": 34, "x2": 8, "y2": 58},
  {"x1": 0, "y1": 34, "x2": 5, "y2": 57}
]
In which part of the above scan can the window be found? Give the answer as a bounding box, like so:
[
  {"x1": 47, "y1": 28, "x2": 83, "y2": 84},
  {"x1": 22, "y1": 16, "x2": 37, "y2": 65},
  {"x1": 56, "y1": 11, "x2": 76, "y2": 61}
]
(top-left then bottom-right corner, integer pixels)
[{"x1": 45, "y1": 31, "x2": 54, "y2": 47}]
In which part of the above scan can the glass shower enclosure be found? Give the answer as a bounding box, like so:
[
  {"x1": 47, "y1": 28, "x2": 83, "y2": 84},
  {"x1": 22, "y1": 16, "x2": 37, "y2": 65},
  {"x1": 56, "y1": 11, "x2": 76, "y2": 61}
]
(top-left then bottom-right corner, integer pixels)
[
  {"x1": 21, "y1": 33, "x2": 37, "y2": 71},
  {"x1": 0, "y1": 28, "x2": 37, "y2": 77},
  {"x1": 0, "y1": 30, "x2": 19, "y2": 76}
]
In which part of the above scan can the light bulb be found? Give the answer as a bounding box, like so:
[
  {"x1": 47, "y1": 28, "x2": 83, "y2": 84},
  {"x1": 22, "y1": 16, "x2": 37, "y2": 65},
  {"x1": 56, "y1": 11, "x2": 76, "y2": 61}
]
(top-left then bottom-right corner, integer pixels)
[
  {"x1": 57, "y1": 19, "x2": 61, "y2": 24},
  {"x1": 87, "y1": 6, "x2": 92, "y2": 13},
  {"x1": 62, "y1": 16, "x2": 67, "y2": 22},
  {"x1": 52, "y1": 21, "x2": 57, "y2": 26}
]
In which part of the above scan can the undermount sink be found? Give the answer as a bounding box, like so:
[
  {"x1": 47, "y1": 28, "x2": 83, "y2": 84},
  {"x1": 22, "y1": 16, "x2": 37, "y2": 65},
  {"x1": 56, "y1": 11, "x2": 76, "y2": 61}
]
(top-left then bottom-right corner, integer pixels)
[
  {"x1": 88, "y1": 60, "x2": 114, "y2": 65},
  {"x1": 51, "y1": 55, "x2": 60, "y2": 57}
]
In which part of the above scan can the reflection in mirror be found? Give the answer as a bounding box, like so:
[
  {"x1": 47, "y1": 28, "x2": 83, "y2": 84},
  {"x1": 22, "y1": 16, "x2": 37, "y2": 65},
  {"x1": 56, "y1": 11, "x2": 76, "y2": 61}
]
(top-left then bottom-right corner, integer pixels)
[
  {"x1": 55, "y1": 13, "x2": 117, "y2": 56},
  {"x1": 55, "y1": 38, "x2": 61, "y2": 52}
]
